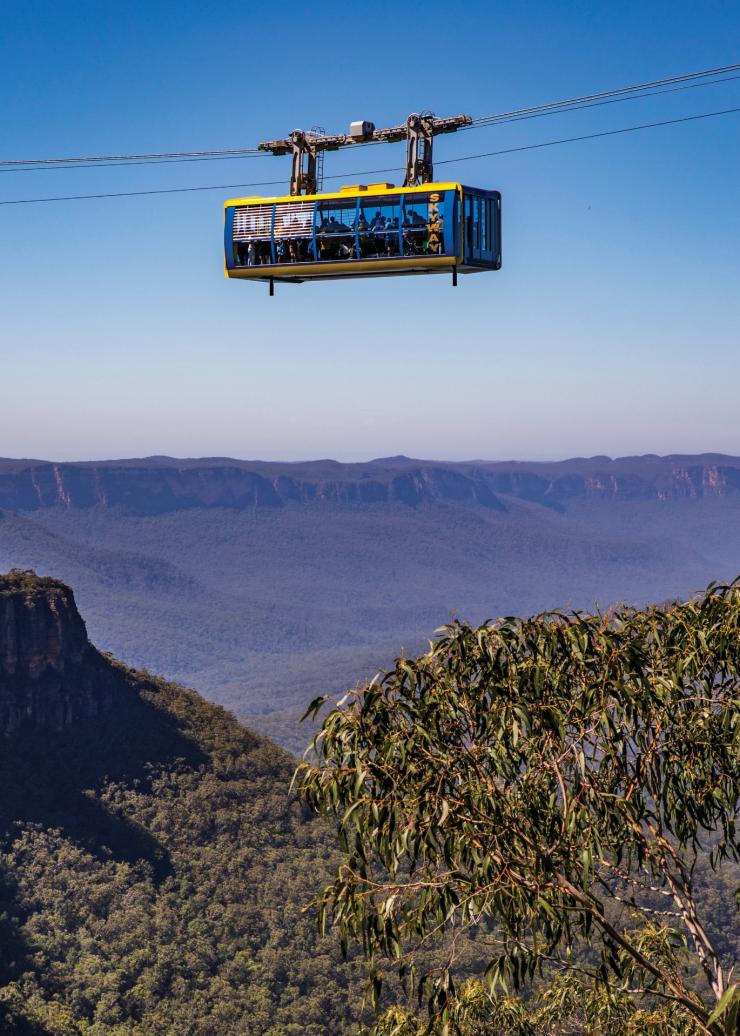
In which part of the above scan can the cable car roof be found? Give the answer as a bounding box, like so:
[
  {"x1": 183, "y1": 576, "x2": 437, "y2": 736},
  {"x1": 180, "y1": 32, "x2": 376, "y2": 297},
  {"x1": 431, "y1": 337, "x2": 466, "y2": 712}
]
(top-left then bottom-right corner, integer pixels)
[{"x1": 224, "y1": 181, "x2": 465, "y2": 209}]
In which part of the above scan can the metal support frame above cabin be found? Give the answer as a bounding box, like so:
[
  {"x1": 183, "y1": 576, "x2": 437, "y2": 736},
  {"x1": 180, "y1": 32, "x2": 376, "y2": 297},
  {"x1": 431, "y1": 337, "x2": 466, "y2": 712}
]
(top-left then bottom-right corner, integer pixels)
[
  {"x1": 258, "y1": 113, "x2": 472, "y2": 196},
  {"x1": 290, "y1": 130, "x2": 317, "y2": 196},
  {"x1": 403, "y1": 114, "x2": 435, "y2": 187}
]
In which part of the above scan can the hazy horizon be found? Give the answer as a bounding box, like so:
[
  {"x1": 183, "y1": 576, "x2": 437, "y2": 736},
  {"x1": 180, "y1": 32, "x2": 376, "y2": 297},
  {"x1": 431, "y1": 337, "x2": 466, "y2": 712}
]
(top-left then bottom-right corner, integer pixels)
[{"x1": 3, "y1": 448, "x2": 740, "y2": 466}]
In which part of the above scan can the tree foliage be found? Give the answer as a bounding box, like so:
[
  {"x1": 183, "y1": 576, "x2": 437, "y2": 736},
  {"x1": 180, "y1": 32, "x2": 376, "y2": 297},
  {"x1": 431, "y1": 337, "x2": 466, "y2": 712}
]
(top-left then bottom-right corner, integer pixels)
[
  {"x1": 0, "y1": 663, "x2": 367, "y2": 1034},
  {"x1": 298, "y1": 581, "x2": 740, "y2": 1035}
]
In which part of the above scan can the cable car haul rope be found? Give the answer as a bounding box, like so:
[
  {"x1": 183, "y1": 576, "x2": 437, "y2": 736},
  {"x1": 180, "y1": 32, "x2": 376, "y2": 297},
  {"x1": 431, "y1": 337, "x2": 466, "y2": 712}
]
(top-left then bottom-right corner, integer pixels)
[{"x1": 4, "y1": 60, "x2": 738, "y2": 172}]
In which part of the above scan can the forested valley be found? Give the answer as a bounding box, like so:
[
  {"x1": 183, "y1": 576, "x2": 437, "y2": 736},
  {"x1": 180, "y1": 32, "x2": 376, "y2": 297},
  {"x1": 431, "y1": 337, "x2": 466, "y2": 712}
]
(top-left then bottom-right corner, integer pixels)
[{"x1": 0, "y1": 571, "x2": 737, "y2": 1035}]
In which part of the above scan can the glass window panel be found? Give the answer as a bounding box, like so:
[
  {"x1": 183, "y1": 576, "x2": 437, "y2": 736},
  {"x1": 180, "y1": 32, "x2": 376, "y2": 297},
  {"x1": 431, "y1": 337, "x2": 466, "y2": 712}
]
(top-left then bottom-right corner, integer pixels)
[
  {"x1": 272, "y1": 201, "x2": 316, "y2": 264},
  {"x1": 357, "y1": 195, "x2": 402, "y2": 259},
  {"x1": 316, "y1": 199, "x2": 357, "y2": 261},
  {"x1": 402, "y1": 192, "x2": 448, "y2": 257},
  {"x1": 232, "y1": 239, "x2": 272, "y2": 267},
  {"x1": 232, "y1": 204, "x2": 274, "y2": 267},
  {"x1": 240, "y1": 190, "x2": 457, "y2": 267},
  {"x1": 465, "y1": 196, "x2": 473, "y2": 258},
  {"x1": 473, "y1": 197, "x2": 481, "y2": 253}
]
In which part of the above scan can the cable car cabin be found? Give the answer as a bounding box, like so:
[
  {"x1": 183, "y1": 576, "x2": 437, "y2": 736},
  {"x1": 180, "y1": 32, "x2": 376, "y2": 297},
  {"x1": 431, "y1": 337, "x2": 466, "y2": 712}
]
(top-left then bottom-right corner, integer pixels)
[{"x1": 224, "y1": 182, "x2": 501, "y2": 284}]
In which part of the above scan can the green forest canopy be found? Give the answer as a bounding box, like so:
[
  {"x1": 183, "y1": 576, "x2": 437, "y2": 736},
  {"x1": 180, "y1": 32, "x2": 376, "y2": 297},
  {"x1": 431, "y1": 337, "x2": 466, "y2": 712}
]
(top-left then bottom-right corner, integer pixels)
[
  {"x1": 0, "y1": 657, "x2": 368, "y2": 1036},
  {"x1": 299, "y1": 581, "x2": 740, "y2": 1035}
]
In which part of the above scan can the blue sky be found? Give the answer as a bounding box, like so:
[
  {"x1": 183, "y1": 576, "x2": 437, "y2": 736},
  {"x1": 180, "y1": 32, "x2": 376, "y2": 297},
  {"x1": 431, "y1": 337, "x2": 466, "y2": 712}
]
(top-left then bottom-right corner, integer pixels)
[{"x1": 2, "y1": 0, "x2": 739, "y2": 462}]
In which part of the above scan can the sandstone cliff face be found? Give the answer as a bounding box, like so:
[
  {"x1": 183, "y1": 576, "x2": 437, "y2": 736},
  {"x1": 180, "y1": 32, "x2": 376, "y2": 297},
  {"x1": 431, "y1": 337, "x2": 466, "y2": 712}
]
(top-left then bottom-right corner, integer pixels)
[
  {"x1": 0, "y1": 462, "x2": 505, "y2": 513},
  {"x1": 0, "y1": 571, "x2": 117, "y2": 734},
  {"x1": 0, "y1": 456, "x2": 740, "y2": 515}
]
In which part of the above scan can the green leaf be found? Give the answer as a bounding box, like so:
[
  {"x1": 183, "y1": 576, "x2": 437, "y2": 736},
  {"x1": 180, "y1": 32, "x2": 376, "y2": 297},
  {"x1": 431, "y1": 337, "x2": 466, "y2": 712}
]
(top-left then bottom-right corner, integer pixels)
[{"x1": 708, "y1": 983, "x2": 739, "y2": 1028}]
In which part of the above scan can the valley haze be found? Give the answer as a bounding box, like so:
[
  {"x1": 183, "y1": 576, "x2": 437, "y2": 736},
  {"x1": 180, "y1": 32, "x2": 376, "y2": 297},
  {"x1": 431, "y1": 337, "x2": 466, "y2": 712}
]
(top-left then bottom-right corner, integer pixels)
[{"x1": 1, "y1": 452, "x2": 739, "y2": 751}]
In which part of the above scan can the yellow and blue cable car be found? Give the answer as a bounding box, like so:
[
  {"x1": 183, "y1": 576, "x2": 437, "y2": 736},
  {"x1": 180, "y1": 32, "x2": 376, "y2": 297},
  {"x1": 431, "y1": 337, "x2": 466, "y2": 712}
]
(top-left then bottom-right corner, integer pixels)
[{"x1": 224, "y1": 181, "x2": 501, "y2": 286}]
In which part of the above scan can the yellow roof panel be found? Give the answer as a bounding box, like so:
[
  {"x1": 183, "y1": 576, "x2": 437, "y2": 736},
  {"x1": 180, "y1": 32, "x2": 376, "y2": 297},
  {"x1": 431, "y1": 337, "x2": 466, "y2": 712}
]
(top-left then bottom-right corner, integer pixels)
[{"x1": 224, "y1": 182, "x2": 462, "y2": 209}]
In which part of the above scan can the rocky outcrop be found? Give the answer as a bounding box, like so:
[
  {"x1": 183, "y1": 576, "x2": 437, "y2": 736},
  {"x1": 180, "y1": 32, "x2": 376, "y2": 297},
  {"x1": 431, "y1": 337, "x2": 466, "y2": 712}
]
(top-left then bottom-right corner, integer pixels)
[
  {"x1": 0, "y1": 571, "x2": 119, "y2": 734},
  {"x1": 0, "y1": 456, "x2": 739, "y2": 515}
]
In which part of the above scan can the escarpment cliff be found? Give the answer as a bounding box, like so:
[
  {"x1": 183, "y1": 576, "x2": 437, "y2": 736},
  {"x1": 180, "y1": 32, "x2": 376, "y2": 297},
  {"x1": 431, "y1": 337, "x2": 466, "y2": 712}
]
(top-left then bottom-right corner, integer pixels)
[
  {"x1": 0, "y1": 572, "x2": 365, "y2": 1034},
  {"x1": 0, "y1": 460, "x2": 503, "y2": 513},
  {"x1": 1, "y1": 453, "x2": 740, "y2": 515},
  {"x1": 0, "y1": 570, "x2": 119, "y2": 734}
]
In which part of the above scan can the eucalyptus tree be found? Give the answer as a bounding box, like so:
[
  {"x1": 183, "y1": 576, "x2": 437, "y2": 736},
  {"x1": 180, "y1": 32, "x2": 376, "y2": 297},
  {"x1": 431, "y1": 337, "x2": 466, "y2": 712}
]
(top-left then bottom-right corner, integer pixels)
[{"x1": 297, "y1": 581, "x2": 740, "y2": 1035}]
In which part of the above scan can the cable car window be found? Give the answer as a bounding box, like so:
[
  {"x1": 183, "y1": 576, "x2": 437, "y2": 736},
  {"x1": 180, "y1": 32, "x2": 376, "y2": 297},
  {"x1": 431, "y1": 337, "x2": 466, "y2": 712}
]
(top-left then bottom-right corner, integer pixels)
[
  {"x1": 232, "y1": 203, "x2": 273, "y2": 267},
  {"x1": 481, "y1": 197, "x2": 488, "y2": 252},
  {"x1": 273, "y1": 201, "x2": 315, "y2": 264},
  {"x1": 358, "y1": 195, "x2": 402, "y2": 259},
  {"x1": 402, "y1": 192, "x2": 447, "y2": 256},
  {"x1": 316, "y1": 199, "x2": 356, "y2": 260},
  {"x1": 465, "y1": 195, "x2": 473, "y2": 257},
  {"x1": 473, "y1": 197, "x2": 481, "y2": 252}
]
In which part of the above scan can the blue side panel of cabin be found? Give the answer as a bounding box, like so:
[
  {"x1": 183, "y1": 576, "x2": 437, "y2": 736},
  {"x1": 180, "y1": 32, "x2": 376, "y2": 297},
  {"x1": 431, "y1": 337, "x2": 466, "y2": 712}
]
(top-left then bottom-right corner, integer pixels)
[
  {"x1": 442, "y1": 190, "x2": 457, "y2": 258},
  {"x1": 493, "y1": 191, "x2": 502, "y2": 268},
  {"x1": 461, "y1": 187, "x2": 502, "y2": 269},
  {"x1": 224, "y1": 207, "x2": 235, "y2": 270},
  {"x1": 485, "y1": 190, "x2": 502, "y2": 268}
]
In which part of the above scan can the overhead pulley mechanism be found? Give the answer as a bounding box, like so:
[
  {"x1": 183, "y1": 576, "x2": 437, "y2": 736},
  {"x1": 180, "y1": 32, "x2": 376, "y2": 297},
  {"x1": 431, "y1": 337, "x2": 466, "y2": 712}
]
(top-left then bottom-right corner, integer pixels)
[{"x1": 258, "y1": 112, "x2": 472, "y2": 196}]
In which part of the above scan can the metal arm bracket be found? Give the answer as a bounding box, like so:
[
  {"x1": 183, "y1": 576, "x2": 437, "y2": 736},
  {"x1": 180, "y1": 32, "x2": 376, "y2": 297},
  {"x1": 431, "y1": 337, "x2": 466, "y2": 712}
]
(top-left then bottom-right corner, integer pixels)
[
  {"x1": 289, "y1": 130, "x2": 317, "y2": 196},
  {"x1": 259, "y1": 113, "x2": 472, "y2": 196},
  {"x1": 404, "y1": 114, "x2": 435, "y2": 186}
]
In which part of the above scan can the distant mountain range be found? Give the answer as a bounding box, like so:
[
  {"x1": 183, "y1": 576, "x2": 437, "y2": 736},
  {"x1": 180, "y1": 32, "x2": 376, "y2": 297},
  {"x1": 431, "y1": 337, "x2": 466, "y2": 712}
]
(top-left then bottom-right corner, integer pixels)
[
  {"x1": 1, "y1": 454, "x2": 739, "y2": 749},
  {"x1": 2, "y1": 453, "x2": 740, "y2": 512}
]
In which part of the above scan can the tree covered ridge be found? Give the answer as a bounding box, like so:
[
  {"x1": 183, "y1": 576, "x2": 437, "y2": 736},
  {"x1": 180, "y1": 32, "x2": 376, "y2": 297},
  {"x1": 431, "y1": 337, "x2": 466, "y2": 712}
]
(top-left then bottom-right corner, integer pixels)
[
  {"x1": 0, "y1": 570, "x2": 70, "y2": 598},
  {"x1": 298, "y1": 580, "x2": 740, "y2": 1035},
  {"x1": 0, "y1": 651, "x2": 366, "y2": 1034}
]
